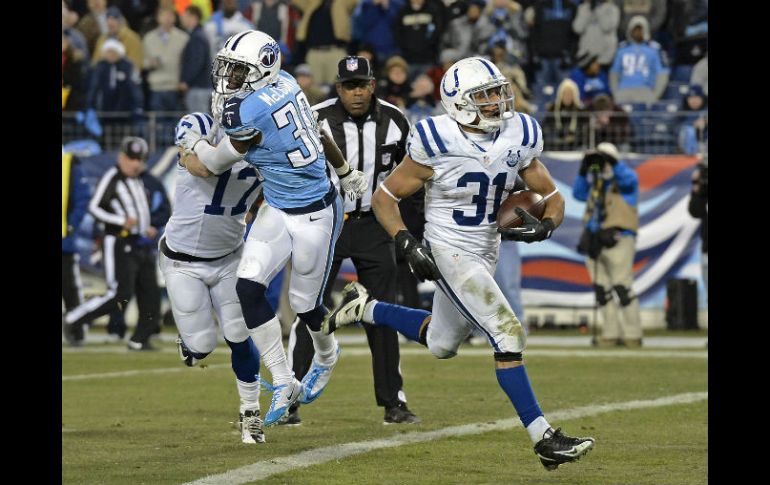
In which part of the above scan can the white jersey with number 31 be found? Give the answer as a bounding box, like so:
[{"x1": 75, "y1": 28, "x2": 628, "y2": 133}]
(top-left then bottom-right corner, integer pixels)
[{"x1": 406, "y1": 113, "x2": 543, "y2": 257}]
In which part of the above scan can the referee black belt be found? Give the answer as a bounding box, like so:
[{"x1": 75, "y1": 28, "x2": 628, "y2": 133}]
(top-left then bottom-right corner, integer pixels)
[
  {"x1": 160, "y1": 237, "x2": 239, "y2": 263},
  {"x1": 345, "y1": 210, "x2": 374, "y2": 220},
  {"x1": 281, "y1": 184, "x2": 337, "y2": 215}
]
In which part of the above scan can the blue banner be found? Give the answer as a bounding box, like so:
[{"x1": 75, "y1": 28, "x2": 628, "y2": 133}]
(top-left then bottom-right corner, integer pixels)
[{"x1": 518, "y1": 152, "x2": 705, "y2": 308}]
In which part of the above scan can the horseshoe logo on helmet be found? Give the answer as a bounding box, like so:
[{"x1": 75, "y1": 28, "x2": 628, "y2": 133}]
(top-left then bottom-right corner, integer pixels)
[{"x1": 442, "y1": 68, "x2": 460, "y2": 97}]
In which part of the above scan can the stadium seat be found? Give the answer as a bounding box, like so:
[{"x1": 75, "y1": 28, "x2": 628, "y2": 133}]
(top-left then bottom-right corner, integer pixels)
[
  {"x1": 651, "y1": 101, "x2": 679, "y2": 113},
  {"x1": 663, "y1": 82, "x2": 687, "y2": 101},
  {"x1": 621, "y1": 102, "x2": 649, "y2": 113},
  {"x1": 670, "y1": 64, "x2": 694, "y2": 82}
]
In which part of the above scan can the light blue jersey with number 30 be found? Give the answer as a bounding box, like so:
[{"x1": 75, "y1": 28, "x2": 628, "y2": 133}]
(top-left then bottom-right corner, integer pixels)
[{"x1": 221, "y1": 70, "x2": 330, "y2": 209}]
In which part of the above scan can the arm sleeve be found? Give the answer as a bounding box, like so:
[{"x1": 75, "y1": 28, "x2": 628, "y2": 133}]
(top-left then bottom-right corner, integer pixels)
[
  {"x1": 572, "y1": 175, "x2": 590, "y2": 202},
  {"x1": 610, "y1": 48, "x2": 622, "y2": 75},
  {"x1": 609, "y1": 70, "x2": 619, "y2": 94},
  {"x1": 193, "y1": 136, "x2": 247, "y2": 175},
  {"x1": 597, "y1": 3, "x2": 620, "y2": 32},
  {"x1": 405, "y1": 121, "x2": 436, "y2": 168},
  {"x1": 612, "y1": 162, "x2": 638, "y2": 192},
  {"x1": 572, "y1": 3, "x2": 589, "y2": 33},
  {"x1": 89, "y1": 172, "x2": 126, "y2": 226},
  {"x1": 519, "y1": 115, "x2": 544, "y2": 170},
  {"x1": 221, "y1": 95, "x2": 261, "y2": 141}
]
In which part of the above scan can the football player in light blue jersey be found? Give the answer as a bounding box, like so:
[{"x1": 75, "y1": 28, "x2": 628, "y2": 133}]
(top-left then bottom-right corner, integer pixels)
[{"x1": 176, "y1": 30, "x2": 368, "y2": 426}]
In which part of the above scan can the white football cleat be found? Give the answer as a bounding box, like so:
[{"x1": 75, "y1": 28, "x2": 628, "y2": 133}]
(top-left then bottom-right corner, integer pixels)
[{"x1": 238, "y1": 409, "x2": 265, "y2": 444}]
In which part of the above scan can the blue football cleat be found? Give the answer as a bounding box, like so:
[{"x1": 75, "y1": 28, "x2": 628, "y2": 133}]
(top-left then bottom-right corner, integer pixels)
[
  {"x1": 299, "y1": 345, "x2": 341, "y2": 404},
  {"x1": 260, "y1": 377, "x2": 302, "y2": 426}
]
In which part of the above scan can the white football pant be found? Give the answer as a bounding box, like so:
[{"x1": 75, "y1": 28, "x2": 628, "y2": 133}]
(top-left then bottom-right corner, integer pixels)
[
  {"x1": 159, "y1": 247, "x2": 250, "y2": 353},
  {"x1": 237, "y1": 196, "x2": 343, "y2": 313},
  {"x1": 424, "y1": 241, "x2": 527, "y2": 359}
]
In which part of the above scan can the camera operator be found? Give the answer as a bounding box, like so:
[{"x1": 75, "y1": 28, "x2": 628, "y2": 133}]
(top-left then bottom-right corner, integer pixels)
[
  {"x1": 688, "y1": 158, "x2": 707, "y2": 299},
  {"x1": 573, "y1": 142, "x2": 643, "y2": 347}
]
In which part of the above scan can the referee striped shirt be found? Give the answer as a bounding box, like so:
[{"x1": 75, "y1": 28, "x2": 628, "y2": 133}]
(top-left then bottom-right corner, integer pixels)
[
  {"x1": 89, "y1": 166, "x2": 151, "y2": 236},
  {"x1": 313, "y1": 96, "x2": 411, "y2": 213}
]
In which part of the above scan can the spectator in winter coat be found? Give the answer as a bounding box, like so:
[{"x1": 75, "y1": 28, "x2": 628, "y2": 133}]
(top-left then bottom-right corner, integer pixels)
[
  {"x1": 352, "y1": 0, "x2": 405, "y2": 62},
  {"x1": 86, "y1": 39, "x2": 143, "y2": 116},
  {"x1": 569, "y1": 51, "x2": 611, "y2": 103},
  {"x1": 609, "y1": 15, "x2": 669, "y2": 104},
  {"x1": 572, "y1": 0, "x2": 620, "y2": 69}
]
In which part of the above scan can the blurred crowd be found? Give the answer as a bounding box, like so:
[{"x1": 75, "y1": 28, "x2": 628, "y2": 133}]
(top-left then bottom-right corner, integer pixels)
[{"x1": 62, "y1": 0, "x2": 708, "y2": 154}]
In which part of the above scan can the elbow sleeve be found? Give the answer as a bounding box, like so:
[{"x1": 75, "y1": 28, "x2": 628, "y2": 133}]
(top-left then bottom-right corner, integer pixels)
[{"x1": 194, "y1": 136, "x2": 245, "y2": 175}]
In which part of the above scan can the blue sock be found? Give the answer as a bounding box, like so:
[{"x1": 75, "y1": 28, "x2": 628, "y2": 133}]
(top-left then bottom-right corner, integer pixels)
[
  {"x1": 226, "y1": 338, "x2": 261, "y2": 383},
  {"x1": 372, "y1": 302, "x2": 431, "y2": 343},
  {"x1": 495, "y1": 365, "x2": 543, "y2": 427}
]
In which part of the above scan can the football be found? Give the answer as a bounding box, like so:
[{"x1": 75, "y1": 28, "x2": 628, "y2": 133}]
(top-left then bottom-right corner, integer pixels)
[{"x1": 496, "y1": 190, "x2": 546, "y2": 228}]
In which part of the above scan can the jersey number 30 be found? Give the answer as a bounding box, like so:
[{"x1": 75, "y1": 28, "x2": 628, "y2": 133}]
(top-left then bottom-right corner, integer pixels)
[{"x1": 271, "y1": 92, "x2": 320, "y2": 168}]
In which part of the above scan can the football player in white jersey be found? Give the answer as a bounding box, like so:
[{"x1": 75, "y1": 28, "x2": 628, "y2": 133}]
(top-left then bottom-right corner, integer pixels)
[
  {"x1": 322, "y1": 57, "x2": 596, "y2": 470},
  {"x1": 163, "y1": 112, "x2": 266, "y2": 444},
  {"x1": 175, "y1": 30, "x2": 368, "y2": 426}
]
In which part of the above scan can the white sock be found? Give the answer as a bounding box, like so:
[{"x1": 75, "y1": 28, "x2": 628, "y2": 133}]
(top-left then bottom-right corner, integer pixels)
[
  {"x1": 308, "y1": 328, "x2": 338, "y2": 366},
  {"x1": 248, "y1": 316, "x2": 293, "y2": 385},
  {"x1": 363, "y1": 299, "x2": 379, "y2": 324},
  {"x1": 236, "y1": 378, "x2": 260, "y2": 414},
  {"x1": 526, "y1": 416, "x2": 553, "y2": 444}
]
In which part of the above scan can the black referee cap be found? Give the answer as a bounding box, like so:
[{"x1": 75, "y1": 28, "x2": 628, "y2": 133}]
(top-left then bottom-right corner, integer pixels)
[
  {"x1": 120, "y1": 136, "x2": 149, "y2": 160},
  {"x1": 336, "y1": 56, "x2": 374, "y2": 82}
]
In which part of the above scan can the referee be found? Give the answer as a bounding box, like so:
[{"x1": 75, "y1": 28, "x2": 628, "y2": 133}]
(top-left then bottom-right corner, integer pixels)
[
  {"x1": 63, "y1": 137, "x2": 160, "y2": 351},
  {"x1": 286, "y1": 56, "x2": 421, "y2": 425}
]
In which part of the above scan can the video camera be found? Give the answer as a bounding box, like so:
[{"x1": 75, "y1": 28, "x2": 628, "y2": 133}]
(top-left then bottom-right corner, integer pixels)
[{"x1": 582, "y1": 150, "x2": 608, "y2": 173}]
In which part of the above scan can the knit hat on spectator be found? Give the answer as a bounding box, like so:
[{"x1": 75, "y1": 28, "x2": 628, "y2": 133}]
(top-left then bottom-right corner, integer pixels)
[
  {"x1": 120, "y1": 136, "x2": 149, "y2": 160},
  {"x1": 576, "y1": 51, "x2": 599, "y2": 70},
  {"x1": 295, "y1": 64, "x2": 313, "y2": 78},
  {"x1": 596, "y1": 142, "x2": 620, "y2": 163},
  {"x1": 101, "y1": 38, "x2": 126, "y2": 57},
  {"x1": 384, "y1": 56, "x2": 408, "y2": 73},
  {"x1": 336, "y1": 56, "x2": 374, "y2": 82},
  {"x1": 106, "y1": 6, "x2": 123, "y2": 19},
  {"x1": 687, "y1": 84, "x2": 705, "y2": 98}
]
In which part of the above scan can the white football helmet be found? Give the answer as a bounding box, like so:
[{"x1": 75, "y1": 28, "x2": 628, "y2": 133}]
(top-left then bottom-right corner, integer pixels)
[
  {"x1": 440, "y1": 57, "x2": 515, "y2": 133},
  {"x1": 212, "y1": 30, "x2": 281, "y2": 95},
  {"x1": 174, "y1": 112, "x2": 218, "y2": 151}
]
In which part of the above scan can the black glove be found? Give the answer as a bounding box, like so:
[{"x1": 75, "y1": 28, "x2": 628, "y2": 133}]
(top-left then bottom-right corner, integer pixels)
[
  {"x1": 394, "y1": 230, "x2": 441, "y2": 281},
  {"x1": 498, "y1": 208, "x2": 555, "y2": 243}
]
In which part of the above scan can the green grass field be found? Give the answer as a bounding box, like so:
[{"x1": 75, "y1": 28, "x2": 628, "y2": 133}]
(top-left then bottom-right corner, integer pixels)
[{"x1": 62, "y1": 330, "x2": 707, "y2": 484}]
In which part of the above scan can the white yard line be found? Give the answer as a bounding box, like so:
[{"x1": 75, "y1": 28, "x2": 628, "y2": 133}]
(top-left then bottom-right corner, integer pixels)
[
  {"x1": 62, "y1": 348, "x2": 706, "y2": 381},
  {"x1": 183, "y1": 392, "x2": 708, "y2": 485},
  {"x1": 62, "y1": 364, "x2": 231, "y2": 381}
]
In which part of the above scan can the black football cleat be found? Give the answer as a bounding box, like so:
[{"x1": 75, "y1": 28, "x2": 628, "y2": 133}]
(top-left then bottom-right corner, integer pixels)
[
  {"x1": 534, "y1": 427, "x2": 595, "y2": 471},
  {"x1": 383, "y1": 402, "x2": 421, "y2": 425},
  {"x1": 322, "y1": 281, "x2": 372, "y2": 334}
]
